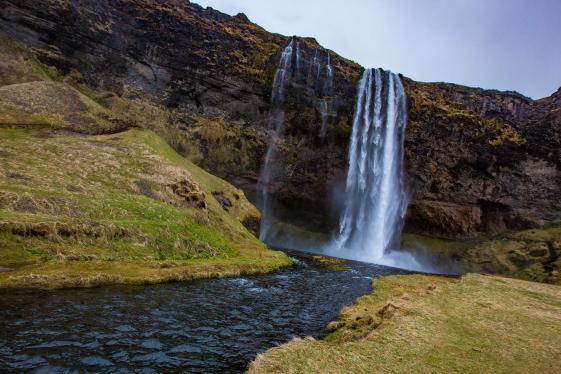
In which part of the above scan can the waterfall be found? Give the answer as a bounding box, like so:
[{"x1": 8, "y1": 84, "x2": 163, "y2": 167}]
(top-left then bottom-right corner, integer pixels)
[
  {"x1": 333, "y1": 68, "x2": 409, "y2": 263},
  {"x1": 295, "y1": 42, "x2": 302, "y2": 75},
  {"x1": 325, "y1": 53, "x2": 333, "y2": 92},
  {"x1": 270, "y1": 39, "x2": 295, "y2": 104},
  {"x1": 319, "y1": 53, "x2": 334, "y2": 138},
  {"x1": 319, "y1": 100, "x2": 329, "y2": 138},
  {"x1": 258, "y1": 39, "x2": 297, "y2": 241},
  {"x1": 312, "y1": 50, "x2": 321, "y2": 79}
]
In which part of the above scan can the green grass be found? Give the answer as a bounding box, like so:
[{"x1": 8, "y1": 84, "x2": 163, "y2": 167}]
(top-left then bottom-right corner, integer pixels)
[
  {"x1": 0, "y1": 31, "x2": 55, "y2": 85},
  {"x1": 249, "y1": 274, "x2": 561, "y2": 373},
  {"x1": 401, "y1": 226, "x2": 561, "y2": 285},
  {"x1": 0, "y1": 32, "x2": 291, "y2": 290},
  {"x1": 0, "y1": 128, "x2": 290, "y2": 289}
]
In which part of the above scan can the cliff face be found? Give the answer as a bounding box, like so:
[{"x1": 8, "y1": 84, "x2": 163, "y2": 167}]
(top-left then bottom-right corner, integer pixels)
[
  {"x1": 404, "y1": 81, "x2": 561, "y2": 238},
  {"x1": 1, "y1": 0, "x2": 559, "y2": 239}
]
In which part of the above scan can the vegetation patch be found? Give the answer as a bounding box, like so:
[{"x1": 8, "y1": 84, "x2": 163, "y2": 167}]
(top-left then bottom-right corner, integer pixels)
[
  {"x1": 402, "y1": 223, "x2": 561, "y2": 285},
  {"x1": 183, "y1": 115, "x2": 259, "y2": 175},
  {"x1": 405, "y1": 81, "x2": 526, "y2": 147},
  {"x1": 249, "y1": 273, "x2": 561, "y2": 373},
  {"x1": 0, "y1": 128, "x2": 290, "y2": 290},
  {"x1": 0, "y1": 32, "x2": 55, "y2": 85},
  {"x1": 307, "y1": 255, "x2": 347, "y2": 271},
  {"x1": 0, "y1": 81, "x2": 125, "y2": 134}
]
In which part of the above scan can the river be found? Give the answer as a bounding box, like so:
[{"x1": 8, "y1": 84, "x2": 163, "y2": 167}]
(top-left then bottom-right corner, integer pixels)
[{"x1": 0, "y1": 253, "x2": 409, "y2": 373}]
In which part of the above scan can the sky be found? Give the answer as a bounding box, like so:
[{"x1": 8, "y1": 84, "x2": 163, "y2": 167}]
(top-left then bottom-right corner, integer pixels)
[{"x1": 194, "y1": 0, "x2": 561, "y2": 99}]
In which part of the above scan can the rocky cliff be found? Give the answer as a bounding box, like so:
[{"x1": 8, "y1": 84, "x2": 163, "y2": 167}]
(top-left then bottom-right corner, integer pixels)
[
  {"x1": 405, "y1": 81, "x2": 561, "y2": 238},
  {"x1": 1, "y1": 0, "x2": 560, "y2": 241}
]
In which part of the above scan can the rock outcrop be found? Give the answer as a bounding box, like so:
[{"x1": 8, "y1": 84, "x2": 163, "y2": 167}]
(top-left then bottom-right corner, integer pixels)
[
  {"x1": 404, "y1": 81, "x2": 561, "y2": 238},
  {"x1": 1, "y1": 0, "x2": 559, "y2": 239}
]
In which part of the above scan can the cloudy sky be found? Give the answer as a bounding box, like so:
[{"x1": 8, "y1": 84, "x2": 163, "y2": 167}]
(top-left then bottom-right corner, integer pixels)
[{"x1": 194, "y1": 0, "x2": 561, "y2": 99}]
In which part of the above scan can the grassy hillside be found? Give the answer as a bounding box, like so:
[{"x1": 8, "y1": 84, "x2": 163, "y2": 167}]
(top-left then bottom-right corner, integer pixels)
[
  {"x1": 0, "y1": 30, "x2": 289, "y2": 289},
  {"x1": 250, "y1": 273, "x2": 561, "y2": 373},
  {"x1": 0, "y1": 127, "x2": 290, "y2": 289}
]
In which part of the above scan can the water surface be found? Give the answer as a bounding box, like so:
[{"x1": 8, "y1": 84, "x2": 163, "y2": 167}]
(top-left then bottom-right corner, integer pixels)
[{"x1": 0, "y1": 254, "x2": 408, "y2": 373}]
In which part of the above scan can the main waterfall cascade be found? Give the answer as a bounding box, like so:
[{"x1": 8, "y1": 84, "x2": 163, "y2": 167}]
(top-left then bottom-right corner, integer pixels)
[
  {"x1": 327, "y1": 68, "x2": 425, "y2": 270},
  {"x1": 258, "y1": 42, "x2": 423, "y2": 270},
  {"x1": 336, "y1": 68, "x2": 407, "y2": 256}
]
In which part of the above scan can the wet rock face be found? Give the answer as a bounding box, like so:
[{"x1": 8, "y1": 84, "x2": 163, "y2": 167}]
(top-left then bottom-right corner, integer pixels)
[
  {"x1": 1, "y1": 0, "x2": 560, "y2": 238},
  {"x1": 212, "y1": 191, "x2": 232, "y2": 211},
  {"x1": 404, "y1": 80, "x2": 561, "y2": 238}
]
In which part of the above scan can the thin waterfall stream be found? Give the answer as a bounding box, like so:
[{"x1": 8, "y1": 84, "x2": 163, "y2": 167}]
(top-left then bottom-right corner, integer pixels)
[
  {"x1": 257, "y1": 39, "x2": 298, "y2": 241},
  {"x1": 319, "y1": 53, "x2": 333, "y2": 138}
]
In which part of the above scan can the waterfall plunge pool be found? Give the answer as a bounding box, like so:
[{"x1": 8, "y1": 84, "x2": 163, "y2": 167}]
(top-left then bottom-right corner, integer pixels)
[{"x1": 0, "y1": 253, "x2": 411, "y2": 373}]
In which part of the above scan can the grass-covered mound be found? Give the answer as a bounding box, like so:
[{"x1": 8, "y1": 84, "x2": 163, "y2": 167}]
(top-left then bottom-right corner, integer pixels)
[
  {"x1": 249, "y1": 273, "x2": 561, "y2": 373},
  {"x1": 0, "y1": 81, "x2": 126, "y2": 134},
  {"x1": 0, "y1": 127, "x2": 289, "y2": 289}
]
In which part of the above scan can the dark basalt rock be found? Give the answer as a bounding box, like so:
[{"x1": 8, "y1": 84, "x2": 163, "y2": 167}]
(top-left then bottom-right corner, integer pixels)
[
  {"x1": 212, "y1": 191, "x2": 233, "y2": 211},
  {"x1": 1, "y1": 0, "x2": 559, "y2": 239},
  {"x1": 403, "y1": 79, "x2": 561, "y2": 238}
]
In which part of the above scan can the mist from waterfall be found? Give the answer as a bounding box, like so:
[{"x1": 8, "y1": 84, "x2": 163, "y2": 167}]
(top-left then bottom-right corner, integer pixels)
[
  {"x1": 258, "y1": 38, "x2": 298, "y2": 241},
  {"x1": 326, "y1": 68, "x2": 425, "y2": 271}
]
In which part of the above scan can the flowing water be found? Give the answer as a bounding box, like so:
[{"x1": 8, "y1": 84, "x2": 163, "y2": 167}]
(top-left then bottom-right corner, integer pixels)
[
  {"x1": 258, "y1": 39, "x2": 298, "y2": 241},
  {"x1": 0, "y1": 255, "x2": 408, "y2": 373},
  {"x1": 259, "y1": 41, "x2": 339, "y2": 240},
  {"x1": 319, "y1": 53, "x2": 334, "y2": 138},
  {"x1": 310, "y1": 50, "x2": 321, "y2": 80},
  {"x1": 319, "y1": 99, "x2": 329, "y2": 137},
  {"x1": 325, "y1": 53, "x2": 333, "y2": 93},
  {"x1": 326, "y1": 68, "x2": 421, "y2": 270}
]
